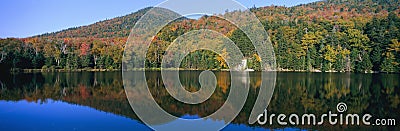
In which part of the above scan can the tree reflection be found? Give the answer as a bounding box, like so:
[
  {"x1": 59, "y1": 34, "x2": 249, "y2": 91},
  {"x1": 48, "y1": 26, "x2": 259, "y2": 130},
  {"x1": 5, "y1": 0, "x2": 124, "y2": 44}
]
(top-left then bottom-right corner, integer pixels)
[{"x1": 0, "y1": 72, "x2": 398, "y2": 130}]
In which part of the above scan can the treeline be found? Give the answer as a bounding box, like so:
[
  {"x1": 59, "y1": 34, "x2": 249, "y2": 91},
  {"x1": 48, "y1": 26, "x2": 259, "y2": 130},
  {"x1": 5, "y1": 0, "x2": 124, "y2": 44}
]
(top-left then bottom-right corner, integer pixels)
[
  {"x1": 0, "y1": 0, "x2": 399, "y2": 72},
  {"x1": 263, "y1": 12, "x2": 400, "y2": 72},
  {"x1": 0, "y1": 37, "x2": 125, "y2": 72}
]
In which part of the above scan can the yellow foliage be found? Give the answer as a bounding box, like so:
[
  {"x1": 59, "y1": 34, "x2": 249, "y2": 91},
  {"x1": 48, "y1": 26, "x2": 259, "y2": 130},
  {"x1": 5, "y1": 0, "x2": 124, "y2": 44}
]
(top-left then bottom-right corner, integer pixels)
[
  {"x1": 253, "y1": 53, "x2": 261, "y2": 62},
  {"x1": 388, "y1": 39, "x2": 400, "y2": 52}
]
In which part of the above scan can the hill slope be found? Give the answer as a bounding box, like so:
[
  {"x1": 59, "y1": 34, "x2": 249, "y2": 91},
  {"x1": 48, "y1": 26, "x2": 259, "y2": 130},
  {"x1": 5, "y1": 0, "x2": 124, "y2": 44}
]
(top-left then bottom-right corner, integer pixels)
[
  {"x1": 38, "y1": 0, "x2": 400, "y2": 39},
  {"x1": 38, "y1": 7, "x2": 152, "y2": 38},
  {"x1": 0, "y1": 0, "x2": 399, "y2": 72}
]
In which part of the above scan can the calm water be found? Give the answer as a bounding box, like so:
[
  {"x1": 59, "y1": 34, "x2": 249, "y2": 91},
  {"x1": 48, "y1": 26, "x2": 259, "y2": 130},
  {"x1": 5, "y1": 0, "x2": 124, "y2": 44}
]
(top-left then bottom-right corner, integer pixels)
[{"x1": 0, "y1": 71, "x2": 399, "y2": 130}]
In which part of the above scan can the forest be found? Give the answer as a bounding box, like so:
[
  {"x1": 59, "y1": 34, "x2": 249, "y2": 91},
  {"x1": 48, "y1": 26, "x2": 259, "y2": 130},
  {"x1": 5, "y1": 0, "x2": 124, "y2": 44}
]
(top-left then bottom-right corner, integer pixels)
[{"x1": 0, "y1": 0, "x2": 399, "y2": 72}]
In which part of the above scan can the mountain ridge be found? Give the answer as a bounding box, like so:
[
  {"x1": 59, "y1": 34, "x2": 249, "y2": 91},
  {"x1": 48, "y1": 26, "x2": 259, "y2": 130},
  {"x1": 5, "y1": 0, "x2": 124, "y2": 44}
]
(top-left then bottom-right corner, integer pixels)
[
  {"x1": 36, "y1": 7, "x2": 152, "y2": 38},
  {"x1": 32, "y1": 0, "x2": 400, "y2": 39}
]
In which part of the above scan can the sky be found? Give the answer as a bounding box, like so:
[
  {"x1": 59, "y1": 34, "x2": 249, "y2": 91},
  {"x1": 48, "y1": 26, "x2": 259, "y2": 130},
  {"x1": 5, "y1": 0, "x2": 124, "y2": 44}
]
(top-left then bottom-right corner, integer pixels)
[{"x1": 0, "y1": 0, "x2": 319, "y2": 38}]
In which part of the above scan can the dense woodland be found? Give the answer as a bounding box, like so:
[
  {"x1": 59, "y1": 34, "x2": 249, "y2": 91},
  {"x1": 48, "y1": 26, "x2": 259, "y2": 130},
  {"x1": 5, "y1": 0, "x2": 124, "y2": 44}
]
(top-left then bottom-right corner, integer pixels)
[{"x1": 0, "y1": 0, "x2": 399, "y2": 72}]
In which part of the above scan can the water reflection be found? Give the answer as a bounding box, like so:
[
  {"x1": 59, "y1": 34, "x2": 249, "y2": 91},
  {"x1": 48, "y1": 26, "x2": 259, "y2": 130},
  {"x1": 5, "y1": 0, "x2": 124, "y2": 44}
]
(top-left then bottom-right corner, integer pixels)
[
  {"x1": 0, "y1": 71, "x2": 399, "y2": 130},
  {"x1": 0, "y1": 99, "x2": 151, "y2": 131}
]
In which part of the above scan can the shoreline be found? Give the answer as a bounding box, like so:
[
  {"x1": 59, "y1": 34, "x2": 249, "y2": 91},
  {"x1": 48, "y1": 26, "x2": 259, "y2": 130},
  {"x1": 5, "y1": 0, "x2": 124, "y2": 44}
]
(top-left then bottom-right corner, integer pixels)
[{"x1": 17, "y1": 68, "x2": 392, "y2": 74}]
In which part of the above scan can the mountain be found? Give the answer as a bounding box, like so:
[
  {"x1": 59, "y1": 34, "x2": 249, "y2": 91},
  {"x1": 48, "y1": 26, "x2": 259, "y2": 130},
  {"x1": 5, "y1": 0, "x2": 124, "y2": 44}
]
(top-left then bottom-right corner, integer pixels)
[
  {"x1": 38, "y1": 7, "x2": 152, "y2": 38},
  {"x1": 37, "y1": 0, "x2": 399, "y2": 39},
  {"x1": 0, "y1": 0, "x2": 399, "y2": 73}
]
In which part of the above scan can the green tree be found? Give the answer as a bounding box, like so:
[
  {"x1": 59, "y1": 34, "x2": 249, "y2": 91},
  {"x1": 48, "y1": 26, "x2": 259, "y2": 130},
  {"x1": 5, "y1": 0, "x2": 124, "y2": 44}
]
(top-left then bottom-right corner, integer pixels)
[
  {"x1": 347, "y1": 29, "x2": 371, "y2": 72},
  {"x1": 381, "y1": 52, "x2": 397, "y2": 73},
  {"x1": 322, "y1": 45, "x2": 337, "y2": 71},
  {"x1": 301, "y1": 31, "x2": 323, "y2": 71}
]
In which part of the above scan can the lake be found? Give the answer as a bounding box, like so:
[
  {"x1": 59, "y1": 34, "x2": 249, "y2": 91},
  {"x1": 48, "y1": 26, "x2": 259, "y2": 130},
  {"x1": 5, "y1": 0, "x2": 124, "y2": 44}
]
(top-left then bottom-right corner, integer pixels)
[{"x1": 0, "y1": 71, "x2": 399, "y2": 130}]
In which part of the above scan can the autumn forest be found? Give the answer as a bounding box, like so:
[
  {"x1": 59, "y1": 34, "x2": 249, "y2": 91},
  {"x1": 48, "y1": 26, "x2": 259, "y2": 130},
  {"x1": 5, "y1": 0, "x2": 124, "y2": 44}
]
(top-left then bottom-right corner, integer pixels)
[{"x1": 0, "y1": 0, "x2": 399, "y2": 73}]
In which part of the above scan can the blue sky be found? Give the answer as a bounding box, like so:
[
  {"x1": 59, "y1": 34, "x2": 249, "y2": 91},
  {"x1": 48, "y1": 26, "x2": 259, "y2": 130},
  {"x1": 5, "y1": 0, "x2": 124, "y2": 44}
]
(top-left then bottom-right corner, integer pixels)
[{"x1": 0, "y1": 0, "x2": 319, "y2": 38}]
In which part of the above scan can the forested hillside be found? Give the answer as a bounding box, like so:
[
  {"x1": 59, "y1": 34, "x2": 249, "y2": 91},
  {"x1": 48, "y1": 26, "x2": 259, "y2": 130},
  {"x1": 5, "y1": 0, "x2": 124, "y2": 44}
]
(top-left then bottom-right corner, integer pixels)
[{"x1": 0, "y1": 0, "x2": 399, "y2": 72}]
